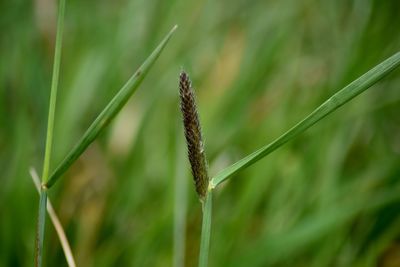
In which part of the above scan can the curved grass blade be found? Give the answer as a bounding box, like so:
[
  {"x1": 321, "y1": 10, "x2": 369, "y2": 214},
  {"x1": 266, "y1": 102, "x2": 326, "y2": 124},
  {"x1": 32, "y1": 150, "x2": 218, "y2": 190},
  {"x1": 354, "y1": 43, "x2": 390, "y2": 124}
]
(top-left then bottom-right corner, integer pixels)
[
  {"x1": 210, "y1": 52, "x2": 400, "y2": 188},
  {"x1": 46, "y1": 25, "x2": 178, "y2": 188},
  {"x1": 30, "y1": 168, "x2": 76, "y2": 267},
  {"x1": 199, "y1": 191, "x2": 212, "y2": 267},
  {"x1": 35, "y1": 0, "x2": 66, "y2": 266}
]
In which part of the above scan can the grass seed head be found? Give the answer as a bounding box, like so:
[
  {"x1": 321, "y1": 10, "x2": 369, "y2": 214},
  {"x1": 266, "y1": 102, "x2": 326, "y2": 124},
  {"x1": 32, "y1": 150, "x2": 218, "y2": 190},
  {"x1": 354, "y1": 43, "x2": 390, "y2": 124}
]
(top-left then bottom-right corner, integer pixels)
[{"x1": 179, "y1": 71, "x2": 209, "y2": 199}]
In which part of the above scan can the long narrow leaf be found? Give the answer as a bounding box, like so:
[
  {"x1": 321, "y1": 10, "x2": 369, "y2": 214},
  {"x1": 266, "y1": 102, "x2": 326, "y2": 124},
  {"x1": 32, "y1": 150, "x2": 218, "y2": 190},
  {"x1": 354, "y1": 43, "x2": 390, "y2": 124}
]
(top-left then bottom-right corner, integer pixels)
[
  {"x1": 46, "y1": 25, "x2": 178, "y2": 188},
  {"x1": 210, "y1": 52, "x2": 400, "y2": 188}
]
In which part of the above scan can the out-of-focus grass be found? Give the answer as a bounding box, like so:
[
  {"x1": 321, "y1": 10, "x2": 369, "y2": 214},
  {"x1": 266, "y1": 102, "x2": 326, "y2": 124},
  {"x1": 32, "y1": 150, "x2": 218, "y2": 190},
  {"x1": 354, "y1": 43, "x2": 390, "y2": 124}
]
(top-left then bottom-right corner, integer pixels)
[{"x1": 1, "y1": 0, "x2": 400, "y2": 266}]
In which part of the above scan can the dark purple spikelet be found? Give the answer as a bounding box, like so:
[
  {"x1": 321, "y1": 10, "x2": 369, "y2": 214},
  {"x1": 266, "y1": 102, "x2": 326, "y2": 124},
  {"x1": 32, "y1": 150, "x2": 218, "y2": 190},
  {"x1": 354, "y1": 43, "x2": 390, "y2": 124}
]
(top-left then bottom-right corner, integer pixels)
[{"x1": 179, "y1": 71, "x2": 209, "y2": 199}]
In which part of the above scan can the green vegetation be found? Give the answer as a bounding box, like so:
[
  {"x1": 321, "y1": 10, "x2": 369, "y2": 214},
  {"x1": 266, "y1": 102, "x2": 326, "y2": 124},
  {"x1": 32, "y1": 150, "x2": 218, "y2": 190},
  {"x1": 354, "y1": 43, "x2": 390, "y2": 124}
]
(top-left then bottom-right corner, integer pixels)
[
  {"x1": 1, "y1": 1, "x2": 400, "y2": 267},
  {"x1": 35, "y1": 0, "x2": 65, "y2": 265}
]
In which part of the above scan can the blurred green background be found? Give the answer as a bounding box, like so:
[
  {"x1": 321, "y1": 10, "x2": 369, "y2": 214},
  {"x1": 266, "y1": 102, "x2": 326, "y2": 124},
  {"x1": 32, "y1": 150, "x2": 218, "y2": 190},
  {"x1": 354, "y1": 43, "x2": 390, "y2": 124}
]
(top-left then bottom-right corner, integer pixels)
[{"x1": 1, "y1": 0, "x2": 400, "y2": 266}]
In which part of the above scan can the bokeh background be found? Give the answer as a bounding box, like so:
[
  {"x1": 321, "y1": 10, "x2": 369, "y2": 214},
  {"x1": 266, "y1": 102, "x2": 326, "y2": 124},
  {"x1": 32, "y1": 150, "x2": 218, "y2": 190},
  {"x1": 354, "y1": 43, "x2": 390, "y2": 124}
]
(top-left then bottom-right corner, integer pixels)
[{"x1": 1, "y1": 0, "x2": 400, "y2": 266}]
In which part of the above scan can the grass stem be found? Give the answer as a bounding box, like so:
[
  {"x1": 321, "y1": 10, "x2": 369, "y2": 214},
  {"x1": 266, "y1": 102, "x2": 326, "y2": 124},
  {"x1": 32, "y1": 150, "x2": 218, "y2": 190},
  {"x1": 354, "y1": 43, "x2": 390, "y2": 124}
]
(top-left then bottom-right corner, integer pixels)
[
  {"x1": 30, "y1": 168, "x2": 76, "y2": 267},
  {"x1": 35, "y1": 0, "x2": 66, "y2": 266},
  {"x1": 35, "y1": 190, "x2": 48, "y2": 267},
  {"x1": 41, "y1": 0, "x2": 66, "y2": 185},
  {"x1": 199, "y1": 190, "x2": 212, "y2": 267}
]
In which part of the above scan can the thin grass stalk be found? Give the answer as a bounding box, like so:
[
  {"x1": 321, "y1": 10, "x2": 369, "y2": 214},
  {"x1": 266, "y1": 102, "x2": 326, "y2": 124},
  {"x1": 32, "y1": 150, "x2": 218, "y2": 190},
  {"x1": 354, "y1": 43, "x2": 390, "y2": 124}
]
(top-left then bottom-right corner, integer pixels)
[
  {"x1": 30, "y1": 168, "x2": 76, "y2": 267},
  {"x1": 35, "y1": 0, "x2": 66, "y2": 266},
  {"x1": 36, "y1": 191, "x2": 48, "y2": 267},
  {"x1": 46, "y1": 25, "x2": 178, "y2": 188},
  {"x1": 199, "y1": 191, "x2": 212, "y2": 267},
  {"x1": 41, "y1": 0, "x2": 65, "y2": 185},
  {"x1": 210, "y1": 51, "x2": 400, "y2": 187}
]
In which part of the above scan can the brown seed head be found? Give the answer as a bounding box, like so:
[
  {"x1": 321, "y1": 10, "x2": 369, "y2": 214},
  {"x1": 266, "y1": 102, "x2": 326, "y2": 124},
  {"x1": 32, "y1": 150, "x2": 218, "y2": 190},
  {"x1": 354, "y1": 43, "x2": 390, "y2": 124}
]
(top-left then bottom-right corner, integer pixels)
[{"x1": 179, "y1": 71, "x2": 209, "y2": 199}]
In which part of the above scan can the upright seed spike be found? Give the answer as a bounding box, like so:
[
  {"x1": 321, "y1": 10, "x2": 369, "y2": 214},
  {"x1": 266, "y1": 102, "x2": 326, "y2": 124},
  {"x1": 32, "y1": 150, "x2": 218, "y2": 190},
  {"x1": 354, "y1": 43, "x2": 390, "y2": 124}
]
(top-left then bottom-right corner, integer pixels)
[{"x1": 179, "y1": 71, "x2": 209, "y2": 199}]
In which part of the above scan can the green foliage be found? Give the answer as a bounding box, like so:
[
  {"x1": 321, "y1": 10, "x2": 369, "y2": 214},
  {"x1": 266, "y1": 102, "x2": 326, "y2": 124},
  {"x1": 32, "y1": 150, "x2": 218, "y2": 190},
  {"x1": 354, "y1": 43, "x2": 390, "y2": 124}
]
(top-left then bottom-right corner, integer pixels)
[
  {"x1": 211, "y1": 52, "x2": 400, "y2": 187},
  {"x1": 46, "y1": 25, "x2": 177, "y2": 188},
  {"x1": 1, "y1": 1, "x2": 400, "y2": 267}
]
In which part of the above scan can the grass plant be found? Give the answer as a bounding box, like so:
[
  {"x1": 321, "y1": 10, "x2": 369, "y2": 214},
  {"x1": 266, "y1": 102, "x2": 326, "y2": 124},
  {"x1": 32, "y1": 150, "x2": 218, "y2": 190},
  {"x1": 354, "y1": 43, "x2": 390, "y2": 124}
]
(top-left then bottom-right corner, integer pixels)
[
  {"x1": 2, "y1": 1, "x2": 400, "y2": 267},
  {"x1": 180, "y1": 53, "x2": 400, "y2": 266},
  {"x1": 33, "y1": 0, "x2": 177, "y2": 264}
]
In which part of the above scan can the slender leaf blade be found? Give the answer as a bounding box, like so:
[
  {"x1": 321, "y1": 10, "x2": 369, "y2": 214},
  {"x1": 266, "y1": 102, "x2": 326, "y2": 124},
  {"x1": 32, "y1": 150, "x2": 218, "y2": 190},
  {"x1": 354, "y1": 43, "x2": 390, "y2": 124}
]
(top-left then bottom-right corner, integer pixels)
[
  {"x1": 46, "y1": 25, "x2": 178, "y2": 188},
  {"x1": 211, "y1": 52, "x2": 400, "y2": 188}
]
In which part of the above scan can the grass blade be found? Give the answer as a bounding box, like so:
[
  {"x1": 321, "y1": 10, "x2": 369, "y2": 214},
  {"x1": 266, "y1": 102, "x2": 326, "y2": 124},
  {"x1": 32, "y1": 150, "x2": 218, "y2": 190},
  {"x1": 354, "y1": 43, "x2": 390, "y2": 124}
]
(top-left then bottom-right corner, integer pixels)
[
  {"x1": 210, "y1": 51, "x2": 400, "y2": 188},
  {"x1": 199, "y1": 191, "x2": 212, "y2": 267},
  {"x1": 35, "y1": 0, "x2": 66, "y2": 266},
  {"x1": 30, "y1": 168, "x2": 76, "y2": 267},
  {"x1": 46, "y1": 25, "x2": 178, "y2": 188}
]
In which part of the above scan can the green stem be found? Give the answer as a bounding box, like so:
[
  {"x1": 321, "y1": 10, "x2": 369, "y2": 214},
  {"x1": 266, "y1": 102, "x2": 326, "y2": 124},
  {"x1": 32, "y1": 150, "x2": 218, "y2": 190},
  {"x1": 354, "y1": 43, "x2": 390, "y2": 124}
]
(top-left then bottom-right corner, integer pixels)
[
  {"x1": 41, "y1": 0, "x2": 65, "y2": 185},
  {"x1": 199, "y1": 190, "x2": 212, "y2": 267},
  {"x1": 35, "y1": 190, "x2": 48, "y2": 267},
  {"x1": 35, "y1": 0, "x2": 66, "y2": 266}
]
